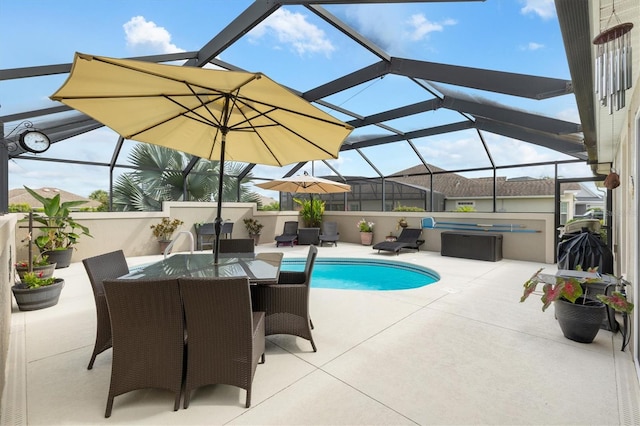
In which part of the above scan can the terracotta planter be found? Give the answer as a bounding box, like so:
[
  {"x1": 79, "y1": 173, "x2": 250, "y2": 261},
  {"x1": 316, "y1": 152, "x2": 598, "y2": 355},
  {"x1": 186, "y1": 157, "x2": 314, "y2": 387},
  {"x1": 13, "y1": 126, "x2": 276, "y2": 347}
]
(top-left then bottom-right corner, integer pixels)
[
  {"x1": 360, "y1": 232, "x2": 373, "y2": 246},
  {"x1": 554, "y1": 296, "x2": 606, "y2": 343},
  {"x1": 159, "y1": 240, "x2": 172, "y2": 254},
  {"x1": 41, "y1": 248, "x2": 74, "y2": 269},
  {"x1": 12, "y1": 279, "x2": 65, "y2": 311},
  {"x1": 16, "y1": 263, "x2": 57, "y2": 280}
]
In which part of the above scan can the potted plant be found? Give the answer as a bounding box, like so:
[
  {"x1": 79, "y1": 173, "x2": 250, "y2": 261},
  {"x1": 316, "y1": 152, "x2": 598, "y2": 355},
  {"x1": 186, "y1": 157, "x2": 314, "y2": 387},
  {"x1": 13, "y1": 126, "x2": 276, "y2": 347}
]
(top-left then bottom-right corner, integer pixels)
[
  {"x1": 520, "y1": 267, "x2": 634, "y2": 343},
  {"x1": 294, "y1": 198, "x2": 324, "y2": 228},
  {"x1": 150, "y1": 217, "x2": 184, "y2": 253},
  {"x1": 23, "y1": 186, "x2": 92, "y2": 268},
  {"x1": 12, "y1": 271, "x2": 65, "y2": 311},
  {"x1": 357, "y1": 218, "x2": 374, "y2": 246},
  {"x1": 243, "y1": 218, "x2": 264, "y2": 246},
  {"x1": 15, "y1": 254, "x2": 56, "y2": 280}
]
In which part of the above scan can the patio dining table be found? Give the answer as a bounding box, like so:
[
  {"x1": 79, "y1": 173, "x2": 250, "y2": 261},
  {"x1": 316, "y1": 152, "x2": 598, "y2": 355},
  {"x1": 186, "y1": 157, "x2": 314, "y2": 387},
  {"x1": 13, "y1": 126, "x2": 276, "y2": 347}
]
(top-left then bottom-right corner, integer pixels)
[{"x1": 119, "y1": 252, "x2": 283, "y2": 283}]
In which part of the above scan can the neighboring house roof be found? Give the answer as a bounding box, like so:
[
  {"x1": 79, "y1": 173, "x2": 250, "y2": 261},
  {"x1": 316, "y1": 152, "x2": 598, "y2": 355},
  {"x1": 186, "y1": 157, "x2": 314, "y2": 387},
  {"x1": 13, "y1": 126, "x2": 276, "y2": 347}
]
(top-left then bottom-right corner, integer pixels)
[
  {"x1": 9, "y1": 187, "x2": 101, "y2": 209},
  {"x1": 388, "y1": 164, "x2": 586, "y2": 199},
  {"x1": 573, "y1": 184, "x2": 604, "y2": 203},
  {"x1": 258, "y1": 195, "x2": 278, "y2": 206}
]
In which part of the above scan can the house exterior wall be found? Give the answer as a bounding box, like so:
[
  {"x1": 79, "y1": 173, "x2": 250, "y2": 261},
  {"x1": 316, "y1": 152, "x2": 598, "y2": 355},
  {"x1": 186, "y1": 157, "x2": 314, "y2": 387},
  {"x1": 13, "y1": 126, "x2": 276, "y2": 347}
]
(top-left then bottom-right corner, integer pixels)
[
  {"x1": 0, "y1": 214, "x2": 17, "y2": 401},
  {"x1": 614, "y1": 74, "x2": 639, "y2": 371},
  {"x1": 590, "y1": 0, "x2": 640, "y2": 375}
]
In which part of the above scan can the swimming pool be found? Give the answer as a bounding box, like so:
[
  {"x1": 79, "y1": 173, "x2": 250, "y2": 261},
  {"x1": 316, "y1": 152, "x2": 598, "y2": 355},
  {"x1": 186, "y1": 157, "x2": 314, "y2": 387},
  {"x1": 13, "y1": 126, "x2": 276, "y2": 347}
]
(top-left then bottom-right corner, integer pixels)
[{"x1": 281, "y1": 258, "x2": 439, "y2": 291}]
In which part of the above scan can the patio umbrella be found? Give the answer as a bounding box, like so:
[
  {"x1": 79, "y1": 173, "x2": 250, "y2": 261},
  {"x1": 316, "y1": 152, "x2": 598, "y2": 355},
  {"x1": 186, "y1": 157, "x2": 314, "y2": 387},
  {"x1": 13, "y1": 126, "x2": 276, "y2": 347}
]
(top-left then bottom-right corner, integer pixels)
[
  {"x1": 255, "y1": 172, "x2": 351, "y2": 195},
  {"x1": 50, "y1": 53, "x2": 353, "y2": 263},
  {"x1": 256, "y1": 172, "x2": 351, "y2": 227}
]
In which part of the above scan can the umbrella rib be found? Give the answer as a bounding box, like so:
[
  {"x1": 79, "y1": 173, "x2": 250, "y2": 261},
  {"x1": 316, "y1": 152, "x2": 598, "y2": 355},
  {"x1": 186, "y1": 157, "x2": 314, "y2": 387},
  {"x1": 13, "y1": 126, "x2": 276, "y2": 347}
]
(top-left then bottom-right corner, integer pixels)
[
  {"x1": 126, "y1": 83, "x2": 234, "y2": 139},
  {"x1": 231, "y1": 94, "x2": 352, "y2": 129},
  {"x1": 228, "y1": 98, "x2": 342, "y2": 162}
]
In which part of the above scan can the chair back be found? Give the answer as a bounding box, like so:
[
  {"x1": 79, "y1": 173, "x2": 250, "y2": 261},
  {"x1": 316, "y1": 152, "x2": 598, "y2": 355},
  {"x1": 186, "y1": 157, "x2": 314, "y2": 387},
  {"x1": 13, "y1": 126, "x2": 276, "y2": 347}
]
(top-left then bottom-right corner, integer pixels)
[
  {"x1": 179, "y1": 276, "x2": 264, "y2": 408},
  {"x1": 180, "y1": 277, "x2": 253, "y2": 356},
  {"x1": 283, "y1": 221, "x2": 299, "y2": 236},
  {"x1": 82, "y1": 250, "x2": 129, "y2": 298},
  {"x1": 82, "y1": 250, "x2": 130, "y2": 370},
  {"x1": 397, "y1": 228, "x2": 422, "y2": 243},
  {"x1": 197, "y1": 223, "x2": 216, "y2": 235},
  {"x1": 219, "y1": 238, "x2": 255, "y2": 253},
  {"x1": 221, "y1": 221, "x2": 234, "y2": 237},
  {"x1": 304, "y1": 245, "x2": 319, "y2": 283},
  {"x1": 322, "y1": 221, "x2": 338, "y2": 235},
  {"x1": 102, "y1": 278, "x2": 183, "y2": 416}
]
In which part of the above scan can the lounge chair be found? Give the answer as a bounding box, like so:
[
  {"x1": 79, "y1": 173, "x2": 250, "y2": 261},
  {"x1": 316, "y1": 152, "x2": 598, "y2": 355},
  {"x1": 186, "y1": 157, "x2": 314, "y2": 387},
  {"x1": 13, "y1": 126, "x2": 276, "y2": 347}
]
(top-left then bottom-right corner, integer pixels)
[
  {"x1": 318, "y1": 221, "x2": 339, "y2": 246},
  {"x1": 372, "y1": 228, "x2": 425, "y2": 255},
  {"x1": 275, "y1": 221, "x2": 298, "y2": 247}
]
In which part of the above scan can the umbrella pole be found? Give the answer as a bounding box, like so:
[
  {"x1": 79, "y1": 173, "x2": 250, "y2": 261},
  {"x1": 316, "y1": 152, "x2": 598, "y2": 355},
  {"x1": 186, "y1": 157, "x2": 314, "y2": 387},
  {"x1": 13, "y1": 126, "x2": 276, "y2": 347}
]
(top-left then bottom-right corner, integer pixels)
[{"x1": 213, "y1": 132, "x2": 227, "y2": 264}]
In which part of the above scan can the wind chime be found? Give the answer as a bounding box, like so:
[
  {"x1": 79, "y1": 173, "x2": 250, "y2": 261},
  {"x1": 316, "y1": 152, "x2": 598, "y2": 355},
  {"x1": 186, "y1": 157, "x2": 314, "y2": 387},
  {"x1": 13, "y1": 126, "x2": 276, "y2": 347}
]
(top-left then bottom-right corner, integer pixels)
[{"x1": 593, "y1": 1, "x2": 633, "y2": 114}]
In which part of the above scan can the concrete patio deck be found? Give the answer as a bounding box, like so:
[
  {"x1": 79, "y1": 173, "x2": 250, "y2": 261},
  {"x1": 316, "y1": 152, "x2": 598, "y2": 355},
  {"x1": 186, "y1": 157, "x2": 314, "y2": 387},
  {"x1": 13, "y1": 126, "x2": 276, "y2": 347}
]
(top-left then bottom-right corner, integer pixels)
[{"x1": 3, "y1": 243, "x2": 639, "y2": 425}]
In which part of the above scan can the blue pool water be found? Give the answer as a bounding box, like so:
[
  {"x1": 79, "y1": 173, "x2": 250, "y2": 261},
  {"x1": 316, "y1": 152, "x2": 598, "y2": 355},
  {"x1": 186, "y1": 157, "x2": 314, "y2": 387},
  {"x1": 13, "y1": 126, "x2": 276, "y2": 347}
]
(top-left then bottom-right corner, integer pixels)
[{"x1": 281, "y1": 258, "x2": 439, "y2": 291}]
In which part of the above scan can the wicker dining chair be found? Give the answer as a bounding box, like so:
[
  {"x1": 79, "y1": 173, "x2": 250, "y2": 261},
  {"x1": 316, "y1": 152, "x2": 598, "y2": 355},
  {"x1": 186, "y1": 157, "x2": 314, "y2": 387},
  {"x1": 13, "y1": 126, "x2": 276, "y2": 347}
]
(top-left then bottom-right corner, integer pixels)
[
  {"x1": 218, "y1": 238, "x2": 255, "y2": 253},
  {"x1": 251, "y1": 245, "x2": 318, "y2": 351},
  {"x1": 102, "y1": 278, "x2": 184, "y2": 418},
  {"x1": 81, "y1": 250, "x2": 130, "y2": 370},
  {"x1": 179, "y1": 277, "x2": 265, "y2": 409}
]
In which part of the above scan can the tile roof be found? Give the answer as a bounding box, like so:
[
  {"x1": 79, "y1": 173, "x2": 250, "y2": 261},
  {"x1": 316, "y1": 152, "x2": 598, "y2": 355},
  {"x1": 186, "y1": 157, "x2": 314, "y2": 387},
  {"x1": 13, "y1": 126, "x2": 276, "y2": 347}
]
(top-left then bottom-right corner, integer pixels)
[
  {"x1": 389, "y1": 164, "x2": 581, "y2": 198},
  {"x1": 9, "y1": 187, "x2": 101, "y2": 209}
]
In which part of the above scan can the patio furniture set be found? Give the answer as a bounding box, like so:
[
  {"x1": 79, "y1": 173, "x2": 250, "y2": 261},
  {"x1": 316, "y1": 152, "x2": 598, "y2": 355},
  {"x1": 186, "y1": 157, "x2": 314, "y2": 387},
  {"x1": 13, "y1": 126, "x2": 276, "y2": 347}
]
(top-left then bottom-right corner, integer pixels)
[
  {"x1": 275, "y1": 220, "x2": 340, "y2": 247},
  {"x1": 81, "y1": 244, "x2": 318, "y2": 417}
]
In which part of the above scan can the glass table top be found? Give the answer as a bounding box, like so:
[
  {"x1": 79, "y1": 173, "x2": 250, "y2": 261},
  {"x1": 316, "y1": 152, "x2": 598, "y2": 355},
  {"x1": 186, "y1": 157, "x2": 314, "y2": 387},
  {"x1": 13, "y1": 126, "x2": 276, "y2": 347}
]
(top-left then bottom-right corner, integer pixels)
[{"x1": 120, "y1": 252, "x2": 283, "y2": 283}]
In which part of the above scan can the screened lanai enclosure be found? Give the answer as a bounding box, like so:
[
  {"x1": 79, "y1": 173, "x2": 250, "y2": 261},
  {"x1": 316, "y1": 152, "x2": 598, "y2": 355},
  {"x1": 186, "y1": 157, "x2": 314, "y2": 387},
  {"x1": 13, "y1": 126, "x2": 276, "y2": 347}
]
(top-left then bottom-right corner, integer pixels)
[{"x1": 1, "y1": 0, "x2": 628, "y2": 215}]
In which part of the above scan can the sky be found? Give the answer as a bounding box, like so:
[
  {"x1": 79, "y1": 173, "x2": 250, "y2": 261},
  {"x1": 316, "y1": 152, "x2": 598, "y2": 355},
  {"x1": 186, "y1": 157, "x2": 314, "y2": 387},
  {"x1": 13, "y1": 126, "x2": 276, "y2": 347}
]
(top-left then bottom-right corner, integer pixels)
[{"x1": 0, "y1": 0, "x2": 594, "y2": 199}]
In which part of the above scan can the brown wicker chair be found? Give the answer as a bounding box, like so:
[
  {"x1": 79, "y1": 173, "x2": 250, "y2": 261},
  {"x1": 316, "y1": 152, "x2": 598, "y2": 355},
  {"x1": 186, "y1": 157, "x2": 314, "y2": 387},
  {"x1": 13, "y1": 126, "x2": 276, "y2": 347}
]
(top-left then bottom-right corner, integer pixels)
[
  {"x1": 218, "y1": 238, "x2": 255, "y2": 253},
  {"x1": 179, "y1": 277, "x2": 265, "y2": 409},
  {"x1": 102, "y1": 278, "x2": 184, "y2": 418},
  {"x1": 251, "y1": 245, "x2": 318, "y2": 352},
  {"x1": 81, "y1": 250, "x2": 130, "y2": 370}
]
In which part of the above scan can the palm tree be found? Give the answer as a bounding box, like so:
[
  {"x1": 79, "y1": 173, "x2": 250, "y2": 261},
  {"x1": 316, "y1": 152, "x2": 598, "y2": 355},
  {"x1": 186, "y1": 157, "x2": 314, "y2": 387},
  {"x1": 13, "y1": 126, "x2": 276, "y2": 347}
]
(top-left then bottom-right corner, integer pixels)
[{"x1": 113, "y1": 144, "x2": 261, "y2": 211}]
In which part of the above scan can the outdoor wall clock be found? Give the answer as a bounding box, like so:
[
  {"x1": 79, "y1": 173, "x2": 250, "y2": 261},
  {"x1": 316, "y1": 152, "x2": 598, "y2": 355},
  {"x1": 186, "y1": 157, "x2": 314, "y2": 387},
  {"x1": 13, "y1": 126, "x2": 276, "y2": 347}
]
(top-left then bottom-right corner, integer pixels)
[{"x1": 19, "y1": 129, "x2": 50, "y2": 153}]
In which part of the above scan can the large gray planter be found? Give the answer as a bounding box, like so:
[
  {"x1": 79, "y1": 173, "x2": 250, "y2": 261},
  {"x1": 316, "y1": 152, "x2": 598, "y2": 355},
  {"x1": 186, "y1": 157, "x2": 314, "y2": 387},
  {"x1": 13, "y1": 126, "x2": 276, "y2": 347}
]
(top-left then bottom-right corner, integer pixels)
[
  {"x1": 12, "y1": 279, "x2": 65, "y2": 311},
  {"x1": 42, "y1": 248, "x2": 74, "y2": 269},
  {"x1": 554, "y1": 296, "x2": 606, "y2": 343}
]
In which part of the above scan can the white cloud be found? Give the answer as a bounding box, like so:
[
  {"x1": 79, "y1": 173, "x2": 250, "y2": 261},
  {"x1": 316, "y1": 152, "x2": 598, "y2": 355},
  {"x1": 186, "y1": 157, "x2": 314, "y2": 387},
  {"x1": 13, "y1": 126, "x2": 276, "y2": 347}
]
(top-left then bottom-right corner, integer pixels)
[
  {"x1": 249, "y1": 8, "x2": 335, "y2": 57},
  {"x1": 521, "y1": 0, "x2": 556, "y2": 20},
  {"x1": 344, "y1": 5, "x2": 455, "y2": 54},
  {"x1": 406, "y1": 14, "x2": 456, "y2": 42},
  {"x1": 521, "y1": 42, "x2": 544, "y2": 51},
  {"x1": 123, "y1": 16, "x2": 185, "y2": 54}
]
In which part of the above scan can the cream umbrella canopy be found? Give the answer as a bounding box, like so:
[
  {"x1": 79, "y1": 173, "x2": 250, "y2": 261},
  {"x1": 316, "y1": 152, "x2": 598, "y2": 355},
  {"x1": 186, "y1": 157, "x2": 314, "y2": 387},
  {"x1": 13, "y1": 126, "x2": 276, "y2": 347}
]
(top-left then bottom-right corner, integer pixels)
[
  {"x1": 255, "y1": 172, "x2": 351, "y2": 195},
  {"x1": 256, "y1": 172, "x2": 351, "y2": 227},
  {"x1": 50, "y1": 53, "x2": 353, "y2": 263}
]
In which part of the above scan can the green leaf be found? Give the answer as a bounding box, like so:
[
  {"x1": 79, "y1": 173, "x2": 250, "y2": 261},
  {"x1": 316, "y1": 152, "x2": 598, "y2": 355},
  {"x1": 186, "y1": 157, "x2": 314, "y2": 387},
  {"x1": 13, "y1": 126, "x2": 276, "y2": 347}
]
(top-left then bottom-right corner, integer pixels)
[
  {"x1": 597, "y1": 292, "x2": 634, "y2": 314},
  {"x1": 559, "y1": 277, "x2": 583, "y2": 303}
]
